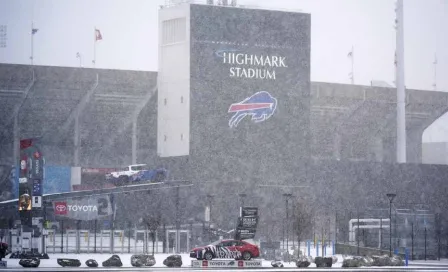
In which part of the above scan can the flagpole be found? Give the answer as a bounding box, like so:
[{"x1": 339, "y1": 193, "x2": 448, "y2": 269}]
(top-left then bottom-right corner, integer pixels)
[
  {"x1": 350, "y1": 46, "x2": 354, "y2": 84},
  {"x1": 93, "y1": 28, "x2": 96, "y2": 68},
  {"x1": 76, "y1": 52, "x2": 82, "y2": 67},
  {"x1": 348, "y1": 46, "x2": 354, "y2": 84},
  {"x1": 433, "y1": 54, "x2": 437, "y2": 91},
  {"x1": 395, "y1": 0, "x2": 406, "y2": 163},
  {"x1": 31, "y1": 22, "x2": 34, "y2": 65}
]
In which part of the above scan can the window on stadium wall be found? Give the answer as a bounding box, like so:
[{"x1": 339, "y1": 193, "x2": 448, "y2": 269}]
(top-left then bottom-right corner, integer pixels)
[{"x1": 0, "y1": 0, "x2": 448, "y2": 262}]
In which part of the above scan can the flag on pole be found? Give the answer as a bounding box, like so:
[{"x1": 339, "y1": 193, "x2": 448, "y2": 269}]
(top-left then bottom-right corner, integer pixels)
[
  {"x1": 93, "y1": 28, "x2": 102, "y2": 66},
  {"x1": 95, "y1": 29, "x2": 102, "y2": 41},
  {"x1": 32, "y1": 28, "x2": 38, "y2": 35},
  {"x1": 394, "y1": 51, "x2": 397, "y2": 66},
  {"x1": 76, "y1": 52, "x2": 81, "y2": 58},
  {"x1": 347, "y1": 50, "x2": 353, "y2": 58}
]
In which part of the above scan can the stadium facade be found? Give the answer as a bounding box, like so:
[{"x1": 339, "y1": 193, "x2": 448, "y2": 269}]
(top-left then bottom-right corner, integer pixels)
[{"x1": 1, "y1": 1, "x2": 448, "y2": 256}]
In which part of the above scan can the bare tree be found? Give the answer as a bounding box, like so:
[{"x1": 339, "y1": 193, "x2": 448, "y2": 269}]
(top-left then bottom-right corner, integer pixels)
[
  {"x1": 292, "y1": 202, "x2": 313, "y2": 259},
  {"x1": 143, "y1": 212, "x2": 162, "y2": 256}
]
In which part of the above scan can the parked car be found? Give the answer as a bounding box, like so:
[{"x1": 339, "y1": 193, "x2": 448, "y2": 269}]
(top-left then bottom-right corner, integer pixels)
[{"x1": 190, "y1": 239, "x2": 260, "y2": 261}]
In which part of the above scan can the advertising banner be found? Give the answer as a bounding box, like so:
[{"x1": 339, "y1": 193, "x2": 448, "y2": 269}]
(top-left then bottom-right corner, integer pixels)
[
  {"x1": 235, "y1": 206, "x2": 259, "y2": 240},
  {"x1": 73, "y1": 167, "x2": 117, "y2": 191},
  {"x1": 18, "y1": 139, "x2": 44, "y2": 214},
  {"x1": 53, "y1": 195, "x2": 113, "y2": 221},
  {"x1": 235, "y1": 228, "x2": 257, "y2": 240},
  {"x1": 238, "y1": 216, "x2": 257, "y2": 229},
  {"x1": 240, "y1": 207, "x2": 258, "y2": 217},
  {"x1": 191, "y1": 260, "x2": 262, "y2": 268},
  {"x1": 44, "y1": 166, "x2": 71, "y2": 194}
]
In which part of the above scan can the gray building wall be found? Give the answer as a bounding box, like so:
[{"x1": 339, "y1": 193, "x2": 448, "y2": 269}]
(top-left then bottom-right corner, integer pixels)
[{"x1": 422, "y1": 142, "x2": 448, "y2": 165}]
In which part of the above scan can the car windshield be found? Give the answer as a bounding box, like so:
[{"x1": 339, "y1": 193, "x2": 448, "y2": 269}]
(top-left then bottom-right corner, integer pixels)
[
  {"x1": 131, "y1": 165, "x2": 145, "y2": 171},
  {"x1": 209, "y1": 240, "x2": 222, "y2": 246}
]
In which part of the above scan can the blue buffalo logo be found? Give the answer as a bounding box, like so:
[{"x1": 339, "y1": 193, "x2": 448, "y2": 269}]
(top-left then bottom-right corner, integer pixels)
[{"x1": 228, "y1": 91, "x2": 277, "y2": 128}]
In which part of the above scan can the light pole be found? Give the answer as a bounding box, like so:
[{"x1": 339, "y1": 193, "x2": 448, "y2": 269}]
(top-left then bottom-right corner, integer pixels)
[
  {"x1": 206, "y1": 194, "x2": 214, "y2": 243},
  {"x1": 386, "y1": 193, "x2": 396, "y2": 257},
  {"x1": 238, "y1": 193, "x2": 247, "y2": 208},
  {"x1": 283, "y1": 193, "x2": 292, "y2": 261},
  {"x1": 175, "y1": 186, "x2": 180, "y2": 253}
]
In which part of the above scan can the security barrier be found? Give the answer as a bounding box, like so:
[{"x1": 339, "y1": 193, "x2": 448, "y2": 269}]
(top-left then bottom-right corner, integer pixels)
[{"x1": 41, "y1": 229, "x2": 163, "y2": 254}]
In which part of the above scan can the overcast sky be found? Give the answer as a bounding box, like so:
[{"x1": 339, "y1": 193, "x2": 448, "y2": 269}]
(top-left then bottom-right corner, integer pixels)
[{"x1": 0, "y1": 0, "x2": 447, "y2": 142}]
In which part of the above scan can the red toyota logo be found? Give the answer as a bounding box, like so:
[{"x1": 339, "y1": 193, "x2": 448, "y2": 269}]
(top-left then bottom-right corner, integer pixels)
[
  {"x1": 54, "y1": 202, "x2": 67, "y2": 215},
  {"x1": 238, "y1": 260, "x2": 244, "y2": 267},
  {"x1": 202, "y1": 260, "x2": 208, "y2": 267}
]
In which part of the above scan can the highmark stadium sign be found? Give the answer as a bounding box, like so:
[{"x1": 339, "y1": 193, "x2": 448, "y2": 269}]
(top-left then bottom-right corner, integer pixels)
[{"x1": 221, "y1": 52, "x2": 288, "y2": 80}]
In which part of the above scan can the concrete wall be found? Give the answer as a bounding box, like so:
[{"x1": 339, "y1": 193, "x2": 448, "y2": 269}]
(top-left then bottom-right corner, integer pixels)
[{"x1": 422, "y1": 142, "x2": 448, "y2": 165}]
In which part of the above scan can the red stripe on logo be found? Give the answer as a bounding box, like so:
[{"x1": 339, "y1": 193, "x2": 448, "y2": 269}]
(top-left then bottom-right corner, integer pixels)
[{"x1": 228, "y1": 103, "x2": 272, "y2": 112}]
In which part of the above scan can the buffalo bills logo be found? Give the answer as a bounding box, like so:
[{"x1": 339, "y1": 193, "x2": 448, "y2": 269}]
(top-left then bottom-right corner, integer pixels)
[{"x1": 228, "y1": 91, "x2": 277, "y2": 128}]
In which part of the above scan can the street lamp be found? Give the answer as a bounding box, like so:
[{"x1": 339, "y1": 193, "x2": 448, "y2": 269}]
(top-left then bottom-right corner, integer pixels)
[
  {"x1": 238, "y1": 193, "x2": 247, "y2": 208},
  {"x1": 283, "y1": 193, "x2": 292, "y2": 261},
  {"x1": 386, "y1": 193, "x2": 396, "y2": 257}
]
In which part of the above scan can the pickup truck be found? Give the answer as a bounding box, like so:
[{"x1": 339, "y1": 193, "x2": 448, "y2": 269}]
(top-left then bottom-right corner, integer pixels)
[{"x1": 105, "y1": 164, "x2": 167, "y2": 185}]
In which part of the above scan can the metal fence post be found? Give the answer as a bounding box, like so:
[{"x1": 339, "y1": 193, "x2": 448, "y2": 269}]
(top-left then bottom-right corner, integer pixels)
[
  {"x1": 128, "y1": 222, "x2": 131, "y2": 254},
  {"x1": 424, "y1": 227, "x2": 427, "y2": 261},
  {"x1": 76, "y1": 221, "x2": 80, "y2": 254},
  {"x1": 357, "y1": 211, "x2": 360, "y2": 255},
  {"x1": 94, "y1": 219, "x2": 97, "y2": 253},
  {"x1": 411, "y1": 221, "x2": 414, "y2": 260},
  {"x1": 437, "y1": 213, "x2": 441, "y2": 261},
  {"x1": 60, "y1": 221, "x2": 64, "y2": 253}
]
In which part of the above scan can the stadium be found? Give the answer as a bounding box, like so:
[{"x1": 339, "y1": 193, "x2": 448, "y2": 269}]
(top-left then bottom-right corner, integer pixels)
[{"x1": 1, "y1": 0, "x2": 448, "y2": 261}]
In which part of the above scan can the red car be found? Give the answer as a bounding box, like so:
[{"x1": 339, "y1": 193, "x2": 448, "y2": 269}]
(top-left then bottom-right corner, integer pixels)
[{"x1": 190, "y1": 239, "x2": 260, "y2": 261}]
